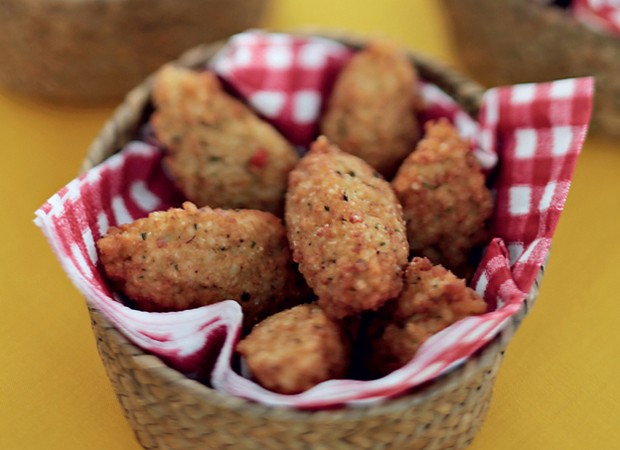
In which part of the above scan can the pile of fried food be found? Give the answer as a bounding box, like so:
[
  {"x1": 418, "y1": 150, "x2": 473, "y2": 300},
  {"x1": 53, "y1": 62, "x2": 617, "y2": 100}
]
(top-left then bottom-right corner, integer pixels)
[{"x1": 97, "y1": 41, "x2": 492, "y2": 394}]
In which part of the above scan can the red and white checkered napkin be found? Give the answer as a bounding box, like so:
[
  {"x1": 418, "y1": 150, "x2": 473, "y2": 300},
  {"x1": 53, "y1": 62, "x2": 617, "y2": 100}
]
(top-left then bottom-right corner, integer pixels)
[
  {"x1": 572, "y1": 0, "x2": 620, "y2": 35},
  {"x1": 34, "y1": 31, "x2": 593, "y2": 409},
  {"x1": 209, "y1": 31, "x2": 352, "y2": 146}
]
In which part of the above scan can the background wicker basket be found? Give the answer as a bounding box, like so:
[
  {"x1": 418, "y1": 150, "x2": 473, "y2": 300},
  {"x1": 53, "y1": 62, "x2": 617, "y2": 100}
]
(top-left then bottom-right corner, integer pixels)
[
  {"x1": 82, "y1": 33, "x2": 544, "y2": 450},
  {"x1": 0, "y1": 0, "x2": 267, "y2": 104},
  {"x1": 440, "y1": 0, "x2": 620, "y2": 137}
]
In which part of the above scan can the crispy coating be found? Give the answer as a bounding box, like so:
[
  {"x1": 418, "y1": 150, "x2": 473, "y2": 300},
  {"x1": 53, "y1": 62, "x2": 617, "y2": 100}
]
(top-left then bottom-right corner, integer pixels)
[
  {"x1": 97, "y1": 202, "x2": 308, "y2": 329},
  {"x1": 320, "y1": 40, "x2": 420, "y2": 178},
  {"x1": 150, "y1": 65, "x2": 299, "y2": 215},
  {"x1": 366, "y1": 257, "x2": 487, "y2": 377},
  {"x1": 392, "y1": 119, "x2": 492, "y2": 276},
  {"x1": 285, "y1": 137, "x2": 409, "y2": 320},
  {"x1": 237, "y1": 304, "x2": 350, "y2": 394}
]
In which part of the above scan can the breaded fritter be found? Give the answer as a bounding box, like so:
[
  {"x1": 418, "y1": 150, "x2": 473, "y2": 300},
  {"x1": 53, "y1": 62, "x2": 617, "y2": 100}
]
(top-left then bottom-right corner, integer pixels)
[
  {"x1": 366, "y1": 257, "x2": 487, "y2": 377},
  {"x1": 150, "y1": 65, "x2": 299, "y2": 215},
  {"x1": 392, "y1": 119, "x2": 492, "y2": 276},
  {"x1": 285, "y1": 137, "x2": 409, "y2": 320},
  {"x1": 97, "y1": 202, "x2": 308, "y2": 329},
  {"x1": 320, "y1": 40, "x2": 419, "y2": 178},
  {"x1": 237, "y1": 304, "x2": 350, "y2": 394}
]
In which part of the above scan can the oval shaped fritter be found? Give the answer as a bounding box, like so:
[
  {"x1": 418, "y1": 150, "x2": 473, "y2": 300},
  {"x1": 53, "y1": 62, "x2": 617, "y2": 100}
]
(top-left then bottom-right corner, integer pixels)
[
  {"x1": 97, "y1": 202, "x2": 308, "y2": 328},
  {"x1": 285, "y1": 137, "x2": 409, "y2": 320},
  {"x1": 320, "y1": 40, "x2": 420, "y2": 178},
  {"x1": 392, "y1": 119, "x2": 492, "y2": 277},
  {"x1": 151, "y1": 65, "x2": 299, "y2": 215},
  {"x1": 237, "y1": 304, "x2": 350, "y2": 394}
]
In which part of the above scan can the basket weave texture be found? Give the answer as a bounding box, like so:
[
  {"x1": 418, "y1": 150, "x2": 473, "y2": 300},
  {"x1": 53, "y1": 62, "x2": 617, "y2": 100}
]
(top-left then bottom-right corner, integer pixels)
[
  {"x1": 441, "y1": 0, "x2": 620, "y2": 137},
  {"x1": 0, "y1": 0, "x2": 266, "y2": 104},
  {"x1": 82, "y1": 33, "x2": 543, "y2": 450}
]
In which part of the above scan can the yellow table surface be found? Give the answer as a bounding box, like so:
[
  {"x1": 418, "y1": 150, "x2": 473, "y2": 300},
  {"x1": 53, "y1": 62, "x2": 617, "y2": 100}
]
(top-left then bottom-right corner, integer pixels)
[{"x1": 2, "y1": 1, "x2": 619, "y2": 449}]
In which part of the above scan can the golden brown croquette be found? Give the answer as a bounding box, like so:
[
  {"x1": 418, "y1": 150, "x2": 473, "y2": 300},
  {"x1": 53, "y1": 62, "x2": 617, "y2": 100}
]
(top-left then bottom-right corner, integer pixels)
[
  {"x1": 321, "y1": 40, "x2": 420, "y2": 178},
  {"x1": 365, "y1": 257, "x2": 487, "y2": 377},
  {"x1": 237, "y1": 304, "x2": 350, "y2": 394},
  {"x1": 392, "y1": 119, "x2": 492, "y2": 276},
  {"x1": 286, "y1": 137, "x2": 409, "y2": 320},
  {"x1": 151, "y1": 65, "x2": 299, "y2": 215},
  {"x1": 97, "y1": 202, "x2": 308, "y2": 329}
]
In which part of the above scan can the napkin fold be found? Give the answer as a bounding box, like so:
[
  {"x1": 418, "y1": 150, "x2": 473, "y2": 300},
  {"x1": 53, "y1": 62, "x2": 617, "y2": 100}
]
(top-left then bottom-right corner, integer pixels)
[{"x1": 573, "y1": 0, "x2": 620, "y2": 35}]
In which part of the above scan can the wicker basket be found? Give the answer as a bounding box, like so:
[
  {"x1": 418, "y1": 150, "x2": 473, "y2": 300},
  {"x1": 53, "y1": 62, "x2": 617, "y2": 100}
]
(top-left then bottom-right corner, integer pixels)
[
  {"x1": 0, "y1": 0, "x2": 267, "y2": 104},
  {"x1": 82, "y1": 32, "x2": 544, "y2": 450},
  {"x1": 440, "y1": 0, "x2": 620, "y2": 137}
]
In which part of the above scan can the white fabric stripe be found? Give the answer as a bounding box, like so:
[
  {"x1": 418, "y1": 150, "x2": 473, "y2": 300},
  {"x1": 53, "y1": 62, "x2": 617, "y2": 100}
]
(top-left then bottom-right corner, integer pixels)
[
  {"x1": 514, "y1": 128, "x2": 537, "y2": 159},
  {"x1": 292, "y1": 90, "x2": 321, "y2": 124},
  {"x1": 511, "y1": 83, "x2": 536, "y2": 104},
  {"x1": 250, "y1": 91, "x2": 286, "y2": 118},
  {"x1": 82, "y1": 227, "x2": 97, "y2": 265},
  {"x1": 509, "y1": 186, "x2": 532, "y2": 215},
  {"x1": 71, "y1": 242, "x2": 92, "y2": 278},
  {"x1": 111, "y1": 196, "x2": 132, "y2": 225},
  {"x1": 130, "y1": 180, "x2": 159, "y2": 212},
  {"x1": 550, "y1": 78, "x2": 576, "y2": 99},
  {"x1": 552, "y1": 126, "x2": 574, "y2": 156},
  {"x1": 97, "y1": 211, "x2": 109, "y2": 237}
]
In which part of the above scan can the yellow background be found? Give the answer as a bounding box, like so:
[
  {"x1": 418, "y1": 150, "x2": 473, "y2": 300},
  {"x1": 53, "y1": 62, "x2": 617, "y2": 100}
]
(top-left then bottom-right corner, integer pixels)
[{"x1": 2, "y1": 1, "x2": 619, "y2": 449}]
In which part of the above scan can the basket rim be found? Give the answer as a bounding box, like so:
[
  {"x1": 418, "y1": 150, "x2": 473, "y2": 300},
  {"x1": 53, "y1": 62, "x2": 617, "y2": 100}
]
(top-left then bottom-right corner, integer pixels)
[
  {"x1": 83, "y1": 29, "x2": 544, "y2": 418},
  {"x1": 89, "y1": 279, "x2": 539, "y2": 419}
]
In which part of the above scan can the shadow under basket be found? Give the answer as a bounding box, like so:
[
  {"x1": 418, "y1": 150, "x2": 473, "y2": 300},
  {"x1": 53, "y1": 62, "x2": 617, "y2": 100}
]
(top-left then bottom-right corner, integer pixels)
[
  {"x1": 82, "y1": 32, "x2": 544, "y2": 450},
  {"x1": 441, "y1": 0, "x2": 620, "y2": 137}
]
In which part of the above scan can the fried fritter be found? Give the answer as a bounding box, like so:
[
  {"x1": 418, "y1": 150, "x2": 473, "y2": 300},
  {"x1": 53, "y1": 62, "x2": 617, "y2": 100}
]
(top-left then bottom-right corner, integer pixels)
[
  {"x1": 392, "y1": 119, "x2": 492, "y2": 276},
  {"x1": 97, "y1": 202, "x2": 308, "y2": 329},
  {"x1": 237, "y1": 304, "x2": 350, "y2": 394},
  {"x1": 365, "y1": 257, "x2": 487, "y2": 377},
  {"x1": 285, "y1": 137, "x2": 409, "y2": 320},
  {"x1": 150, "y1": 65, "x2": 299, "y2": 215},
  {"x1": 320, "y1": 40, "x2": 419, "y2": 178}
]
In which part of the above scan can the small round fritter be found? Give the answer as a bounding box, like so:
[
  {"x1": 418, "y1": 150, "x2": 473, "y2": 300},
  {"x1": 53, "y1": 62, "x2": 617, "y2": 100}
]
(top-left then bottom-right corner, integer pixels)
[
  {"x1": 285, "y1": 137, "x2": 409, "y2": 320},
  {"x1": 150, "y1": 65, "x2": 299, "y2": 215},
  {"x1": 366, "y1": 257, "x2": 487, "y2": 377},
  {"x1": 392, "y1": 119, "x2": 492, "y2": 276},
  {"x1": 237, "y1": 304, "x2": 350, "y2": 394},
  {"x1": 97, "y1": 202, "x2": 308, "y2": 329},
  {"x1": 320, "y1": 40, "x2": 419, "y2": 178}
]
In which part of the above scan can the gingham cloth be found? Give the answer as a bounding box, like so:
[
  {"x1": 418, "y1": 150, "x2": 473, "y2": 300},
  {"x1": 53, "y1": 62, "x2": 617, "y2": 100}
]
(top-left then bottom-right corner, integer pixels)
[
  {"x1": 572, "y1": 0, "x2": 620, "y2": 35},
  {"x1": 34, "y1": 31, "x2": 593, "y2": 408}
]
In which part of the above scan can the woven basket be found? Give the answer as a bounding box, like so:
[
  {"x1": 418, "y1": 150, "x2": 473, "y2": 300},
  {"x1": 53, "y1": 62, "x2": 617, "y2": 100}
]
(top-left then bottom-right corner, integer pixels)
[
  {"x1": 440, "y1": 0, "x2": 620, "y2": 137},
  {"x1": 0, "y1": 0, "x2": 267, "y2": 104},
  {"x1": 82, "y1": 32, "x2": 544, "y2": 450}
]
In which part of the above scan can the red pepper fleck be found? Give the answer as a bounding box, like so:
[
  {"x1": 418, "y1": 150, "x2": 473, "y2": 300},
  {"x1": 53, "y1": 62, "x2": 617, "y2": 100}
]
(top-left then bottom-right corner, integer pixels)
[
  {"x1": 249, "y1": 148, "x2": 269, "y2": 168},
  {"x1": 157, "y1": 239, "x2": 167, "y2": 248}
]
